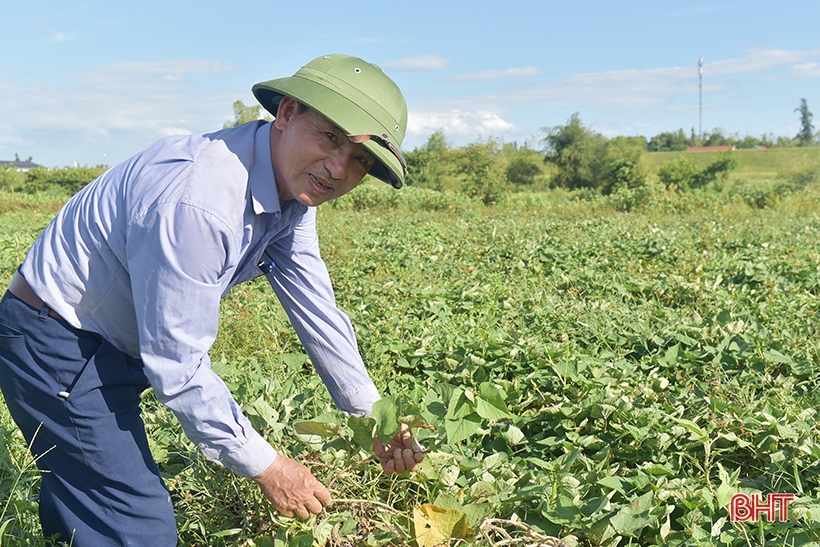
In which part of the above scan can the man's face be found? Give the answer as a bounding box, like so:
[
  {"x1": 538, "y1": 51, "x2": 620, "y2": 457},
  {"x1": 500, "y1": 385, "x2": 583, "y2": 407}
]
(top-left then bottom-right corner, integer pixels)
[{"x1": 270, "y1": 96, "x2": 376, "y2": 207}]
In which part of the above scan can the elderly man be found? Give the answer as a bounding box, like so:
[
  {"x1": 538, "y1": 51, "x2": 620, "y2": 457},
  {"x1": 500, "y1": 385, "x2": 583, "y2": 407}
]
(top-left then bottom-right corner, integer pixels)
[{"x1": 0, "y1": 54, "x2": 423, "y2": 545}]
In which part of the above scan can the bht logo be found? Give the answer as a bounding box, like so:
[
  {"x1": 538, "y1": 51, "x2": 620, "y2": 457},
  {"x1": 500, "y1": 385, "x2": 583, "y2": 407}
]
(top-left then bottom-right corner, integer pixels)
[{"x1": 729, "y1": 493, "x2": 795, "y2": 522}]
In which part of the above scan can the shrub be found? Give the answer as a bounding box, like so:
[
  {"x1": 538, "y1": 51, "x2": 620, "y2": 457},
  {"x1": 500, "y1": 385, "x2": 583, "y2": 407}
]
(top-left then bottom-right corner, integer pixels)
[
  {"x1": 22, "y1": 166, "x2": 107, "y2": 194},
  {"x1": 601, "y1": 157, "x2": 647, "y2": 196},
  {"x1": 657, "y1": 152, "x2": 737, "y2": 191},
  {"x1": 0, "y1": 165, "x2": 25, "y2": 190}
]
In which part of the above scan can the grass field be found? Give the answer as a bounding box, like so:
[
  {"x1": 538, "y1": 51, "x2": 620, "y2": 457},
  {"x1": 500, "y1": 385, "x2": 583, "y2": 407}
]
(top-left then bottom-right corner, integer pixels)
[
  {"x1": 641, "y1": 147, "x2": 820, "y2": 183},
  {"x1": 0, "y1": 170, "x2": 819, "y2": 546}
]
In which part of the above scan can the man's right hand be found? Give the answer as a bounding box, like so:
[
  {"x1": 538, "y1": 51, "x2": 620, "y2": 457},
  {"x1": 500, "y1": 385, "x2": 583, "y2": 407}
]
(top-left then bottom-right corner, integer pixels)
[{"x1": 253, "y1": 454, "x2": 332, "y2": 519}]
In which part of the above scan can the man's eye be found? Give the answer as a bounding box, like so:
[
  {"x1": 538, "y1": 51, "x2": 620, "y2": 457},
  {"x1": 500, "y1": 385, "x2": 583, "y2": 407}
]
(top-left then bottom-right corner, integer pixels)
[
  {"x1": 325, "y1": 132, "x2": 338, "y2": 142},
  {"x1": 357, "y1": 156, "x2": 370, "y2": 168}
]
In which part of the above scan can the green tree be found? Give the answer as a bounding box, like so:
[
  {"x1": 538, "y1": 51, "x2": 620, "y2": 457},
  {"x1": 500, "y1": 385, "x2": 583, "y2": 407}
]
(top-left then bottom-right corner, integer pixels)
[
  {"x1": 223, "y1": 100, "x2": 273, "y2": 128},
  {"x1": 404, "y1": 130, "x2": 450, "y2": 188},
  {"x1": 608, "y1": 136, "x2": 647, "y2": 161},
  {"x1": 647, "y1": 129, "x2": 692, "y2": 151},
  {"x1": 795, "y1": 98, "x2": 815, "y2": 146},
  {"x1": 453, "y1": 139, "x2": 509, "y2": 205},
  {"x1": 702, "y1": 128, "x2": 735, "y2": 147},
  {"x1": 540, "y1": 113, "x2": 608, "y2": 190}
]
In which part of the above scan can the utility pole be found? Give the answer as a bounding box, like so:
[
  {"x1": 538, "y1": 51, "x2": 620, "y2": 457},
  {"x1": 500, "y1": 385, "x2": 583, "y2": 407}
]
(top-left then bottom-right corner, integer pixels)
[{"x1": 698, "y1": 57, "x2": 704, "y2": 142}]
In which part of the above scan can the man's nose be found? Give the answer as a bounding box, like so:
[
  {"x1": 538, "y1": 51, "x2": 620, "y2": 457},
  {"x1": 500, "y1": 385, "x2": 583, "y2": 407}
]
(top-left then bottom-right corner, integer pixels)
[{"x1": 326, "y1": 150, "x2": 350, "y2": 180}]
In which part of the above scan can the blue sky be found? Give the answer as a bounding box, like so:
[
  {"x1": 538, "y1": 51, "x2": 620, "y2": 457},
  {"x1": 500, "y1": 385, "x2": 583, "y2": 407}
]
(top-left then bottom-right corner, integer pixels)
[{"x1": 2, "y1": 1, "x2": 819, "y2": 168}]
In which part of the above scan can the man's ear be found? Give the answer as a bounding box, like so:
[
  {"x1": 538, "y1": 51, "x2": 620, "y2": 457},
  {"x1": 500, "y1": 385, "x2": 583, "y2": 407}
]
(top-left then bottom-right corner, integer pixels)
[{"x1": 274, "y1": 96, "x2": 299, "y2": 131}]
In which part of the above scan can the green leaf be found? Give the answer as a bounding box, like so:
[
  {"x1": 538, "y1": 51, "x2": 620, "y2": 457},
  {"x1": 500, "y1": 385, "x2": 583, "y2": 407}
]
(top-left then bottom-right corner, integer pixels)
[
  {"x1": 610, "y1": 492, "x2": 659, "y2": 537},
  {"x1": 210, "y1": 528, "x2": 242, "y2": 538},
  {"x1": 502, "y1": 424, "x2": 526, "y2": 445},
  {"x1": 598, "y1": 475, "x2": 628, "y2": 495},
  {"x1": 672, "y1": 417, "x2": 709, "y2": 442},
  {"x1": 475, "y1": 382, "x2": 512, "y2": 421},
  {"x1": 444, "y1": 412, "x2": 481, "y2": 444},
  {"x1": 544, "y1": 494, "x2": 584, "y2": 527},
  {"x1": 446, "y1": 387, "x2": 476, "y2": 420},
  {"x1": 282, "y1": 353, "x2": 308, "y2": 372},
  {"x1": 372, "y1": 395, "x2": 402, "y2": 444},
  {"x1": 347, "y1": 416, "x2": 377, "y2": 452},
  {"x1": 763, "y1": 349, "x2": 793, "y2": 364},
  {"x1": 250, "y1": 397, "x2": 280, "y2": 429}
]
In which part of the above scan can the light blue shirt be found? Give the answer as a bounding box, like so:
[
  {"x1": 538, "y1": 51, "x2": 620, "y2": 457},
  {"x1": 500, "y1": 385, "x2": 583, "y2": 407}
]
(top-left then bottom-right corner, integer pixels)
[{"x1": 20, "y1": 121, "x2": 381, "y2": 478}]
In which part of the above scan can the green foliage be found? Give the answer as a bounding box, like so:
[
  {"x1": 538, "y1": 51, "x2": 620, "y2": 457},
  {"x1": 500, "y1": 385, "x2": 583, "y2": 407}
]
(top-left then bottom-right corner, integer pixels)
[
  {"x1": 452, "y1": 139, "x2": 510, "y2": 205},
  {"x1": 647, "y1": 129, "x2": 694, "y2": 152},
  {"x1": 3, "y1": 166, "x2": 108, "y2": 195},
  {"x1": 608, "y1": 136, "x2": 647, "y2": 160},
  {"x1": 541, "y1": 113, "x2": 609, "y2": 190},
  {"x1": 505, "y1": 154, "x2": 542, "y2": 186},
  {"x1": 795, "y1": 98, "x2": 816, "y2": 147},
  {"x1": 2, "y1": 138, "x2": 820, "y2": 546},
  {"x1": 224, "y1": 100, "x2": 272, "y2": 128},
  {"x1": 0, "y1": 165, "x2": 24, "y2": 191},
  {"x1": 658, "y1": 152, "x2": 738, "y2": 190},
  {"x1": 657, "y1": 157, "x2": 701, "y2": 189},
  {"x1": 601, "y1": 157, "x2": 647, "y2": 196},
  {"x1": 404, "y1": 131, "x2": 451, "y2": 189}
]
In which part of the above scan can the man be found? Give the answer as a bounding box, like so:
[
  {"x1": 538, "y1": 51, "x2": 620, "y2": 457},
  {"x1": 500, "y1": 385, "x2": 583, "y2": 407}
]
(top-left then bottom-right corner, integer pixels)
[{"x1": 0, "y1": 54, "x2": 423, "y2": 545}]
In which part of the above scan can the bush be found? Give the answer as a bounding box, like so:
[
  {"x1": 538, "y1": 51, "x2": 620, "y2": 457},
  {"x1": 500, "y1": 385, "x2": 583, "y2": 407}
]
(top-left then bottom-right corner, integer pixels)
[
  {"x1": 729, "y1": 178, "x2": 799, "y2": 209},
  {"x1": 602, "y1": 181, "x2": 663, "y2": 212},
  {"x1": 331, "y1": 184, "x2": 478, "y2": 212},
  {"x1": 0, "y1": 165, "x2": 25, "y2": 190},
  {"x1": 657, "y1": 157, "x2": 701, "y2": 190},
  {"x1": 601, "y1": 157, "x2": 646, "y2": 195},
  {"x1": 505, "y1": 155, "x2": 542, "y2": 186},
  {"x1": 19, "y1": 166, "x2": 108, "y2": 194},
  {"x1": 657, "y1": 152, "x2": 737, "y2": 191}
]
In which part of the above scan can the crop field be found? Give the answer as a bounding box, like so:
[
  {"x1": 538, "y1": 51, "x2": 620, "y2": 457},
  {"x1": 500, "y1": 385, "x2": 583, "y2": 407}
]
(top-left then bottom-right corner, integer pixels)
[{"x1": 1, "y1": 178, "x2": 820, "y2": 546}]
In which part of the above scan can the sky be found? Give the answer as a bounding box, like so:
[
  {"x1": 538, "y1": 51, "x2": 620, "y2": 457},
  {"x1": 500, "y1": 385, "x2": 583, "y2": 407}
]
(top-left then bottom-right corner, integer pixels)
[{"x1": 1, "y1": 1, "x2": 819, "y2": 168}]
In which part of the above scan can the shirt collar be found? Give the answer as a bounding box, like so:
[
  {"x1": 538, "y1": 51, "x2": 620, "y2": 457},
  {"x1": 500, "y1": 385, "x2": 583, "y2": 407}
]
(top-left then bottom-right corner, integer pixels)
[{"x1": 249, "y1": 122, "x2": 281, "y2": 215}]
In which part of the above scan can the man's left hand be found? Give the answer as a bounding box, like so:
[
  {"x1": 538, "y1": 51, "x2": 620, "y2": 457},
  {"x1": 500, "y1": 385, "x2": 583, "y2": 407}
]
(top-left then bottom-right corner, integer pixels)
[{"x1": 373, "y1": 424, "x2": 425, "y2": 474}]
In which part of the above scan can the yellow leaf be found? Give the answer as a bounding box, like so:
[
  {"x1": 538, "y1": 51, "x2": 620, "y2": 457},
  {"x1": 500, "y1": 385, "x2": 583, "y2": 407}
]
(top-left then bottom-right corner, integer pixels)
[{"x1": 413, "y1": 504, "x2": 470, "y2": 547}]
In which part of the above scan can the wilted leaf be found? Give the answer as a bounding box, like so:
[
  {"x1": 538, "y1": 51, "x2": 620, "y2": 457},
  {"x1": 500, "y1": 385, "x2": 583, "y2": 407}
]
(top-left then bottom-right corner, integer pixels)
[
  {"x1": 413, "y1": 504, "x2": 470, "y2": 547},
  {"x1": 293, "y1": 420, "x2": 339, "y2": 438}
]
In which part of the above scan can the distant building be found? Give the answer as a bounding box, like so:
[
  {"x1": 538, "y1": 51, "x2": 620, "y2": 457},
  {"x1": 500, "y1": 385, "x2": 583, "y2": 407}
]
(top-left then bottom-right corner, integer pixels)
[
  {"x1": 0, "y1": 160, "x2": 42, "y2": 172},
  {"x1": 686, "y1": 146, "x2": 737, "y2": 152}
]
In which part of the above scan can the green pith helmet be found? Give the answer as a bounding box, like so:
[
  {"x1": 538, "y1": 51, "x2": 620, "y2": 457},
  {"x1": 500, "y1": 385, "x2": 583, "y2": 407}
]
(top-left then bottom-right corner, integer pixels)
[{"x1": 252, "y1": 54, "x2": 408, "y2": 188}]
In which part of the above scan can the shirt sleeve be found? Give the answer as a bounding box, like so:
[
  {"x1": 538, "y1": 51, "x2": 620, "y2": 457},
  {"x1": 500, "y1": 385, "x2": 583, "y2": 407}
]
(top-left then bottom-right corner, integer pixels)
[
  {"x1": 126, "y1": 201, "x2": 277, "y2": 478},
  {"x1": 265, "y1": 208, "x2": 381, "y2": 417}
]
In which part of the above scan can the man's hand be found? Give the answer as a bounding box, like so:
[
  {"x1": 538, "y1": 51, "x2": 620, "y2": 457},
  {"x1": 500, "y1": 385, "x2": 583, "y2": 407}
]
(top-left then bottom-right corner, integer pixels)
[
  {"x1": 373, "y1": 423, "x2": 425, "y2": 474},
  {"x1": 253, "y1": 454, "x2": 332, "y2": 518}
]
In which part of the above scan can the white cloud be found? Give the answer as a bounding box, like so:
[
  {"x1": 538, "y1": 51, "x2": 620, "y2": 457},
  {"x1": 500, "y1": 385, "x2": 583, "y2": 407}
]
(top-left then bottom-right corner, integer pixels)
[
  {"x1": 706, "y1": 48, "x2": 820, "y2": 77},
  {"x1": 382, "y1": 54, "x2": 450, "y2": 71},
  {"x1": 503, "y1": 66, "x2": 697, "y2": 110},
  {"x1": 452, "y1": 67, "x2": 543, "y2": 83},
  {"x1": 50, "y1": 31, "x2": 75, "y2": 43},
  {"x1": 408, "y1": 109, "x2": 517, "y2": 138},
  {"x1": 789, "y1": 62, "x2": 820, "y2": 79},
  {"x1": 483, "y1": 48, "x2": 819, "y2": 112},
  {"x1": 0, "y1": 59, "x2": 240, "y2": 165}
]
